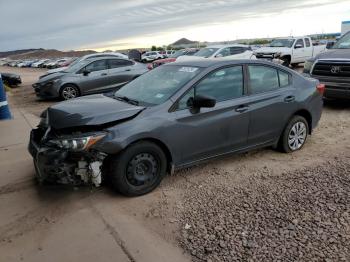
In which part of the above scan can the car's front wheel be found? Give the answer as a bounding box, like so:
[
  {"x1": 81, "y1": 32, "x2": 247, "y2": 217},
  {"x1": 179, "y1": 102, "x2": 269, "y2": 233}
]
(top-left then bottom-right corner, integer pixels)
[
  {"x1": 109, "y1": 141, "x2": 167, "y2": 196},
  {"x1": 279, "y1": 115, "x2": 309, "y2": 153},
  {"x1": 60, "y1": 85, "x2": 80, "y2": 100}
]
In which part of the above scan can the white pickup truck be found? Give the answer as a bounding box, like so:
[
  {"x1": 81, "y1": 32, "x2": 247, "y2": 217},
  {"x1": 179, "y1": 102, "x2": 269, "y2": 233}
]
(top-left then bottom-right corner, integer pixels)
[{"x1": 254, "y1": 37, "x2": 326, "y2": 67}]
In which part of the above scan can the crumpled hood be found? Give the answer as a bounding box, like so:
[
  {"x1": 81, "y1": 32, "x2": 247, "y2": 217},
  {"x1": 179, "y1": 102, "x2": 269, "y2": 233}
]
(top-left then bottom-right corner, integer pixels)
[
  {"x1": 47, "y1": 66, "x2": 68, "y2": 74},
  {"x1": 315, "y1": 49, "x2": 350, "y2": 60},
  {"x1": 45, "y1": 94, "x2": 145, "y2": 129},
  {"x1": 255, "y1": 47, "x2": 291, "y2": 54}
]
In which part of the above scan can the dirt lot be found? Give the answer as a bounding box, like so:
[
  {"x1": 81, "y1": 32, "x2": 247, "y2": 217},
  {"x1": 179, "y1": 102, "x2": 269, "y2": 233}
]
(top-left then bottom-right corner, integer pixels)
[{"x1": 1, "y1": 66, "x2": 350, "y2": 261}]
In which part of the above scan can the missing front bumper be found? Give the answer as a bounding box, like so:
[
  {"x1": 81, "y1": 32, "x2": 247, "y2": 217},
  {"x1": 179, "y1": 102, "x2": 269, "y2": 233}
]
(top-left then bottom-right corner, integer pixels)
[{"x1": 29, "y1": 129, "x2": 105, "y2": 187}]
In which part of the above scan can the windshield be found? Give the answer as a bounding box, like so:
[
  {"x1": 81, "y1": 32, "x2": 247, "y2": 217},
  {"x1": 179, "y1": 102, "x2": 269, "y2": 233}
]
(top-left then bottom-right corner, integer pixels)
[
  {"x1": 269, "y1": 39, "x2": 295, "y2": 48},
  {"x1": 62, "y1": 60, "x2": 89, "y2": 73},
  {"x1": 115, "y1": 65, "x2": 202, "y2": 105},
  {"x1": 170, "y1": 50, "x2": 187, "y2": 58},
  {"x1": 333, "y1": 33, "x2": 350, "y2": 49},
  {"x1": 194, "y1": 48, "x2": 219, "y2": 58}
]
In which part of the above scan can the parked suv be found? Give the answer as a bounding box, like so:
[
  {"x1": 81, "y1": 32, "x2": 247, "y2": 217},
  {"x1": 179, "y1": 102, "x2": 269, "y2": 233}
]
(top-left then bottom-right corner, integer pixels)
[
  {"x1": 32, "y1": 58, "x2": 147, "y2": 100},
  {"x1": 304, "y1": 31, "x2": 350, "y2": 99},
  {"x1": 141, "y1": 51, "x2": 163, "y2": 62}
]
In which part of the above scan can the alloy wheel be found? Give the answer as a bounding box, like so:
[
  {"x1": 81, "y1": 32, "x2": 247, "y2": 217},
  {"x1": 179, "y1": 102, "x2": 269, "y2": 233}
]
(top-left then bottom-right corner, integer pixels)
[
  {"x1": 62, "y1": 86, "x2": 78, "y2": 100},
  {"x1": 288, "y1": 122, "x2": 307, "y2": 151}
]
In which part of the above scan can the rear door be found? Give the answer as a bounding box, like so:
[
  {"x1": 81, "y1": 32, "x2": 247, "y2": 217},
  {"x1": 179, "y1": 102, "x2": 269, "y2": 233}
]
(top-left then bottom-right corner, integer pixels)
[
  {"x1": 304, "y1": 37, "x2": 313, "y2": 59},
  {"x1": 78, "y1": 59, "x2": 110, "y2": 94},
  {"x1": 107, "y1": 59, "x2": 136, "y2": 89},
  {"x1": 246, "y1": 65, "x2": 297, "y2": 146},
  {"x1": 172, "y1": 66, "x2": 250, "y2": 164}
]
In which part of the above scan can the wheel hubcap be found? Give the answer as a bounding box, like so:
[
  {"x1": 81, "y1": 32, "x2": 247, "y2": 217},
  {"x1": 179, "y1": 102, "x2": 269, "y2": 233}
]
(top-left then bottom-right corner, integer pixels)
[
  {"x1": 62, "y1": 86, "x2": 77, "y2": 100},
  {"x1": 126, "y1": 153, "x2": 158, "y2": 187},
  {"x1": 288, "y1": 122, "x2": 307, "y2": 151}
]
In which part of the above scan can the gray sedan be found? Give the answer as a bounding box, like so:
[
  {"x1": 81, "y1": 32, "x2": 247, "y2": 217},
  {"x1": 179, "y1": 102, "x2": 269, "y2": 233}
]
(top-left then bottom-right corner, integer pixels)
[
  {"x1": 32, "y1": 57, "x2": 148, "y2": 100},
  {"x1": 29, "y1": 59, "x2": 323, "y2": 196}
]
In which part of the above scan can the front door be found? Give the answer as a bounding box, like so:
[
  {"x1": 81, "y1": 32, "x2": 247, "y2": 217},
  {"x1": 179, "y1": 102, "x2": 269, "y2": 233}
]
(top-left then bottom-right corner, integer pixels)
[
  {"x1": 172, "y1": 66, "x2": 250, "y2": 165},
  {"x1": 79, "y1": 59, "x2": 110, "y2": 94}
]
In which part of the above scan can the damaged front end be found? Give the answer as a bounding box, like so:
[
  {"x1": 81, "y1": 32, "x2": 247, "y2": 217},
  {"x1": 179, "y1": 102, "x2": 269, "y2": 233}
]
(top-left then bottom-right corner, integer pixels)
[{"x1": 28, "y1": 124, "x2": 107, "y2": 187}]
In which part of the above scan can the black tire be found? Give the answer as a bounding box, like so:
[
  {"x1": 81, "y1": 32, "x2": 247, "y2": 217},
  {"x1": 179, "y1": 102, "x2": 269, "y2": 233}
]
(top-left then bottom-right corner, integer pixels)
[
  {"x1": 60, "y1": 84, "x2": 80, "y2": 100},
  {"x1": 279, "y1": 115, "x2": 309, "y2": 153},
  {"x1": 281, "y1": 57, "x2": 290, "y2": 67},
  {"x1": 109, "y1": 141, "x2": 167, "y2": 196}
]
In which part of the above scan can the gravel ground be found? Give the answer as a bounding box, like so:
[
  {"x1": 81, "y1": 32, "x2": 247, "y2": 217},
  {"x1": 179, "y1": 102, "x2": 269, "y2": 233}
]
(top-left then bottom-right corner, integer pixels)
[{"x1": 180, "y1": 157, "x2": 350, "y2": 261}]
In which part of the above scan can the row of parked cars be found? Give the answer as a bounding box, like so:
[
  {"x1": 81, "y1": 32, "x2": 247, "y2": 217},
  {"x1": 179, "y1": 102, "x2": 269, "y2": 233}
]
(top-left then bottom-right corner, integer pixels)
[
  {"x1": 1, "y1": 58, "x2": 78, "y2": 69},
  {"x1": 30, "y1": 38, "x2": 337, "y2": 101}
]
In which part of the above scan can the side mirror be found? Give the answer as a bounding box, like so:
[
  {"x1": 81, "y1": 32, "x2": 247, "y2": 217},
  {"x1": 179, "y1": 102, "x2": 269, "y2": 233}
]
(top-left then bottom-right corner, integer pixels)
[
  {"x1": 215, "y1": 54, "x2": 223, "y2": 58},
  {"x1": 83, "y1": 70, "x2": 90, "y2": 76},
  {"x1": 294, "y1": 44, "x2": 303, "y2": 49},
  {"x1": 190, "y1": 95, "x2": 216, "y2": 109},
  {"x1": 326, "y1": 42, "x2": 335, "y2": 49}
]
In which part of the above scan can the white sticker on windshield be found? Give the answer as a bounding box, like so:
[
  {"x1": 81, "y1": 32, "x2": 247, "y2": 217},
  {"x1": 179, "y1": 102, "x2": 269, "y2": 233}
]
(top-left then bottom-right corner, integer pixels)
[
  {"x1": 179, "y1": 67, "x2": 198, "y2": 73},
  {"x1": 155, "y1": 94, "x2": 164, "y2": 98}
]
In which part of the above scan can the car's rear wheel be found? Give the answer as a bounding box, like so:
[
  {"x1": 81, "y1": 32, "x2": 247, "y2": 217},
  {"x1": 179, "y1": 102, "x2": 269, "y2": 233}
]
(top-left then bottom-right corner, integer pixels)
[
  {"x1": 60, "y1": 85, "x2": 79, "y2": 100},
  {"x1": 279, "y1": 115, "x2": 309, "y2": 153},
  {"x1": 109, "y1": 141, "x2": 167, "y2": 196}
]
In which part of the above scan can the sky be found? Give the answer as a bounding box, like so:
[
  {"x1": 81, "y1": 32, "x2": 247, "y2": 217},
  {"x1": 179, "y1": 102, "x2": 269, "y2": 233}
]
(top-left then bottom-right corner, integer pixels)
[{"x1": 0, "y1": 0, "x2": 349, "y2": 51}]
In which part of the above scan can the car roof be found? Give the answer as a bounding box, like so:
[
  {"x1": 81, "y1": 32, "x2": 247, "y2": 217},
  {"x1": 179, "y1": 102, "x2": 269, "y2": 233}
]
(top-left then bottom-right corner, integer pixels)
[
  {"x1": 85, "y1": 57, "x2": 132, "y2": 63},
  {"x1": 168, "y1": 58, "x2": 291, "y2": 70},
  {"x1": 205, "y1": 44, "x2": 250, "y2": 49}
]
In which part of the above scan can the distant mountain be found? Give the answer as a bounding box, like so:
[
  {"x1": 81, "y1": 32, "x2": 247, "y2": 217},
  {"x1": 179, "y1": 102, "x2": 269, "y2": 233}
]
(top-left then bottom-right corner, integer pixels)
[
  {"x1": 3, "y1": 49, "x2": 96, "y2": 59},
  {"x1": 171, "y1": 38, "x2": 198, "y2": 46},
  {"x1": 0, "y1": 49, "x2": 44, "y2": 58}
]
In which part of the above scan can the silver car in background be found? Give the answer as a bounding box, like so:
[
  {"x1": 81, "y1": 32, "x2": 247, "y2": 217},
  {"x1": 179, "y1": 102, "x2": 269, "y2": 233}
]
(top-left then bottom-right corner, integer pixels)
[{"x1": 33, "y1": 57, "x2": 148, "y2": 100}]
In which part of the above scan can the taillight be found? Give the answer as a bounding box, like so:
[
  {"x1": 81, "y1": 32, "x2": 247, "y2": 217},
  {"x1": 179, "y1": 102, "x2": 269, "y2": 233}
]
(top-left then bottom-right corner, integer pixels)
[{"x1": 316, "y1": 83, "x2": 325, "y2": 95}]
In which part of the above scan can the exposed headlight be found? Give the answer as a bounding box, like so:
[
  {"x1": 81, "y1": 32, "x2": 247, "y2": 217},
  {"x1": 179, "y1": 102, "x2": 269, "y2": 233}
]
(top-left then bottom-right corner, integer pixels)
[
  {"x1": 304, "y1": 60, "x2": 315, "y2": 73},
  {"x1": 49, "y1": 133, "x2": 106, "y2": 151}
]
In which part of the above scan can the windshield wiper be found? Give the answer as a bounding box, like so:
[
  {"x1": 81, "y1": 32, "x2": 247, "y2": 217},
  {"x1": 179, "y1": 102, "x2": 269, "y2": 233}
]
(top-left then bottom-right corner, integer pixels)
[{"x1": 114, "y1": 95, "x2": 139, "y2": 106}]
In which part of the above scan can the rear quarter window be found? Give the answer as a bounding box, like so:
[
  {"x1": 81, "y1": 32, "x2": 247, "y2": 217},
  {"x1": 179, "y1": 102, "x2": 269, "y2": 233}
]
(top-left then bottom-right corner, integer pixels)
[{"x1": 278, "y1": 70, "x2": 291, "y2": 87}]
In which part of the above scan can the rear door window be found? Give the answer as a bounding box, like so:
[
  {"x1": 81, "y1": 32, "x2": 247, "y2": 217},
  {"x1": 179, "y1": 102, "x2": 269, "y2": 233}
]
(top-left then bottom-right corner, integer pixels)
[
  {"x1": 278, "y1": 70, "x2": 291, "y2": 87},
  {"x1": 248, "y1": 65, "x2": 279, "y2": 94},
  {"x1": 230, "y1": 47, "x2": 245, "y2": 55},
  {"x1": 108, "y1": 59, "x2": 133, "y2": 69},
  {"x1": 304, "y1": 38, "x2": 311, "y2": 47}
]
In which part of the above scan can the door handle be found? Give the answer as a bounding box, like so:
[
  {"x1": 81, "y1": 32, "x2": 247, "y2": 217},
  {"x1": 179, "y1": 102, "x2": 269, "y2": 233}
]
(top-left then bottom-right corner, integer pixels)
[
  {"x1": 284, "y1": 96, "x2": 295, "y2": 103},
  {"x1": 235, "y1": 105, "x2": 249, "y2": 113},
  {"x1": 125, "y1": 69, "x2": 131, "y2": 72},
  {"x1": 101, "y1": 73, "x2": 107, "y2": 76}
]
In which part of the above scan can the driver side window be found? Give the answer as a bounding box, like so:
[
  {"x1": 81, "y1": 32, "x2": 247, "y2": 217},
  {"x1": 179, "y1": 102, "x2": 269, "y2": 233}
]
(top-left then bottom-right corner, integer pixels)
[
  {"x1": 177, "y1": 66, "x2": 244, "y2": 110},
  {"x1": 84, "y1": 60, "x2": 108, "y2": 73},
  {"x1": 217, "y1": 48, "x2": 231, "y2": 57},
  {"x1": 295, "y1": 39, "x2": 304, "y2": 48}
]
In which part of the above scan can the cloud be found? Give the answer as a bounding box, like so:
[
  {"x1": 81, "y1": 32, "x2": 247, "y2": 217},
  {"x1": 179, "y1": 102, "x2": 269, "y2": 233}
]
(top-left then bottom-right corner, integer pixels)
[{"x1": 0, "y1": 0, "x2": 349, "y2": 51}]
